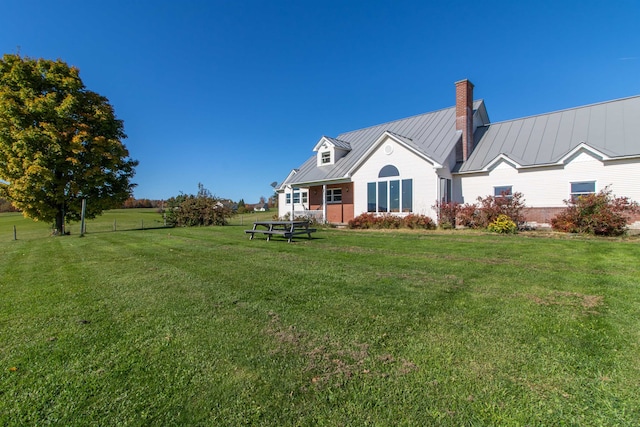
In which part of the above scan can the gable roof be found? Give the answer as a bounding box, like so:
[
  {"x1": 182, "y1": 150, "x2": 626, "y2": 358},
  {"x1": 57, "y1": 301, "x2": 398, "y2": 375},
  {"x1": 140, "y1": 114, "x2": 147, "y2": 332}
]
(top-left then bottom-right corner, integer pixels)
[
  {"x1": 460, "y1": 95, "x2": 640, "y2": 173},
  {"x1": 284, "y1": 100, "x2": 486, "y2": 186}
]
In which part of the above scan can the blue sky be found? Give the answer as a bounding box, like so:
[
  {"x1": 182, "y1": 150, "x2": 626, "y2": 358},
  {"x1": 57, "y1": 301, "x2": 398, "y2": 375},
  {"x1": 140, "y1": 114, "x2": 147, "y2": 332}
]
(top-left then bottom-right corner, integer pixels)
[{"x1": 2, "y1": 0, "x2": 639, "y2": 203}]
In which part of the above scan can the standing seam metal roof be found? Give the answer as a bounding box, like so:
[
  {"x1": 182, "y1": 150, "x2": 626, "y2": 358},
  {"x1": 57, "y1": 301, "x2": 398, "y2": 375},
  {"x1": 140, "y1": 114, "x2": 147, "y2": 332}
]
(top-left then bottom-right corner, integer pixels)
[
  {"x1": 460, "y1": 95, "x2": 640, "y2": 172},
  {"x1": 285, "y1": 100, "x2": 485, "y2": 186}
]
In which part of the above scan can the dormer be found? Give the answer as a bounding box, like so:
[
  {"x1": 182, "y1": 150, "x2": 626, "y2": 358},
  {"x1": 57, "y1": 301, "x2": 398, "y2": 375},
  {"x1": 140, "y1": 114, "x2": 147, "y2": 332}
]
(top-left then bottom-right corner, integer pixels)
[{"x1": 313, "y1": 136, "x2": 352, "y2": 167}]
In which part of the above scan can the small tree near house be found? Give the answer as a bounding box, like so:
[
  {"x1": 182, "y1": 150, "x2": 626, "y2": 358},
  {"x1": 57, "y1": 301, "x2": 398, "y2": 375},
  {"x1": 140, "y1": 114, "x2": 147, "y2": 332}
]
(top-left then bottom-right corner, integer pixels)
[{"x1": 165, "y1": 183, "x2": 234, "y2": 227}]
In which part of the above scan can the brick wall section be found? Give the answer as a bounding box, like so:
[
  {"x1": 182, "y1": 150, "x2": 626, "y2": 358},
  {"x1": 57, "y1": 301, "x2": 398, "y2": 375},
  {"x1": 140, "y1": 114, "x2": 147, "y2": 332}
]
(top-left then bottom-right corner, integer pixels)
[
  {"x1": 308, "y1": 183, "x2": 355, "y2": 224},
  {"x1": 522, "y1": 207, "x2": 565, "y2": 227},
  {"x1": 522, "y1": 207, "x2": 640, "y2": 229},
  {"x1": 455, "y1": 79, "x2": 474, "y2": 161}
]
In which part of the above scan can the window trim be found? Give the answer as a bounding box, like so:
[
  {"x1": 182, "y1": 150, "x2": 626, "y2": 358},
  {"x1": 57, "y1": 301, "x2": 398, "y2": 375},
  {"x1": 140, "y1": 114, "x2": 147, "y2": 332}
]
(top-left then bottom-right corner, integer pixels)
[
  {"x1": 378, "y1": 164, "x2": 400, "y2": 178},
  {"x1": 326, "y1": 188, "x2": 342, "y2": 203},
  {"x1": 367, "y1": 178, "x2": 413, "y2": 213},
  {"x1": 494, "y1": 185, "x2": 513, "y2": 198},
  {"x1": 286, "y1": 189, "x2": 308, "y2": 205},
  {"x1": 570, "y1": 181, "x2": 595, "y2": 201},
  {"x1": 321, "y1": 151, "x2": 331, "y2": 164}
]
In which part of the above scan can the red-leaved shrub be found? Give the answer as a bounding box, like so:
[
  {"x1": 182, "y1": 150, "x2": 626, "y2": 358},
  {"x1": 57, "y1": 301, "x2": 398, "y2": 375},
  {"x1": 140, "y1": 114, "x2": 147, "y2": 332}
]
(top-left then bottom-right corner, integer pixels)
[
  {"x1": 456, "y1": 203, "x2": 482, "y2": 228},
  {"x1": 403, "y1": 214, "x2": 436, "y2": 229},
  {"x1": 348, "y1": 213, "x2": 377, "y2": 229},
  {"x1": 432, "y1": 201, "x2": 460, "y2": 228},
  {"x1": 455, "y1": 192, "x2": 526, "y2": 229},
  {"x1": 551, "y1": 187, "x2": 639, "y2": 236},
  {"x1": 348, "y1": 213, "x2": 435, "y2": 230}
]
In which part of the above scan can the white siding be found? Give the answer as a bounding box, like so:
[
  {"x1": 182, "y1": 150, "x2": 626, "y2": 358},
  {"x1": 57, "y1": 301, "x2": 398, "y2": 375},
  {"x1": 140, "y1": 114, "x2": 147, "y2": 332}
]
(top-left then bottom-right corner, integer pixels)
[
  {"x1": 459, "y1": 152, "x2": 640, "y2": 206},
  {"x1": 277, "y1": 188, "x2": 310, "y2": 218},
  {"x1": 351, "y1": 136, "x2": 441, "y2": 217},
  {"x1": 277, "y1": 191, "x2": 287, "y2": 218}
]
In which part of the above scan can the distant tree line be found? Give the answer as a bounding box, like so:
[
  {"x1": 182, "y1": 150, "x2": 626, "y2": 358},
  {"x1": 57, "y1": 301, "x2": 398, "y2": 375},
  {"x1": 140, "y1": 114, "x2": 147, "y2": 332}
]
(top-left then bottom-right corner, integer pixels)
[
  {"x1": 0, "y1": 198, "x2": 20, "y2": 213},
  {"x1": 121, "y1": 198, "x2": 163, "y2": 209}
]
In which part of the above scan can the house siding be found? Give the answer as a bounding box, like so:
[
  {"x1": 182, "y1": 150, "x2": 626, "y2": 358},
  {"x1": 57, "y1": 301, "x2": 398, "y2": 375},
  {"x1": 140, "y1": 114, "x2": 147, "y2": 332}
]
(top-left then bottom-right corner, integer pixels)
[
  {"x1": 278, "y1": 86, "x2": 640, "y2": 229},
  {"x1": 458, "y1": 152, "x2": 640, "y2": 227},
  {"x1": 351, "y1": 135, "x2": 440, "y2": 218}
]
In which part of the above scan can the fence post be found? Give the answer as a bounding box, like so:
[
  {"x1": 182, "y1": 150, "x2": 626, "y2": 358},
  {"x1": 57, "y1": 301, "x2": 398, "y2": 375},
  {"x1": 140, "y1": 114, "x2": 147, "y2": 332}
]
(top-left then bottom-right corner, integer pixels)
[
  {"x1": 13, "y1": 225, "x2": 17, "y2": 241},
  {"x1": 80, "y1": 198, "x2": 87, "y2": 237},
  {"x1": 113, "y1": 219, "x2": 116, "y2": 231}
]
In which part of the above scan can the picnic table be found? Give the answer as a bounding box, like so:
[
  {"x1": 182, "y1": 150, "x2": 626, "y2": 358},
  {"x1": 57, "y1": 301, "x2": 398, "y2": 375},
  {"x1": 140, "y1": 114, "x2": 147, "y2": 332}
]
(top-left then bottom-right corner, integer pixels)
[{"x1": 245, "y1": 220, "x2": 316, "y2": 243}]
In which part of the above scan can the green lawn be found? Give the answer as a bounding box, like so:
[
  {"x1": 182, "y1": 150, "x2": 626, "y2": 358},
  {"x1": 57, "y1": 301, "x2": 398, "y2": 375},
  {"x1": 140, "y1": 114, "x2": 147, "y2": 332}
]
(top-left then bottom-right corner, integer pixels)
[{"x1": 1, "y1": 211, "x2": 639, "y2": 425}]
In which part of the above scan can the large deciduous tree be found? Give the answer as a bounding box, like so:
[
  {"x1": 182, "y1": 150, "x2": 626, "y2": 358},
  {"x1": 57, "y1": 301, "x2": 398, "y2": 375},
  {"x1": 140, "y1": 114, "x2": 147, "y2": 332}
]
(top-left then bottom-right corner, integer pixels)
[{"x1": 0, "y1": 54, "x2": 137, "y2": 233}]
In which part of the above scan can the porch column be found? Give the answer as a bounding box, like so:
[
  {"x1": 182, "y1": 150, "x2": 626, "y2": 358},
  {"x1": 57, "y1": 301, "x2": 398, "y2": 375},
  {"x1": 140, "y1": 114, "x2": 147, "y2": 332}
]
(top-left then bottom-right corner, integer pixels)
[
  {"x1": 288, "y1": 185, "x2": 294, "y2": 219},
  {"x1": 322, "y1": 184, "x2": 327, "y2": 224}
]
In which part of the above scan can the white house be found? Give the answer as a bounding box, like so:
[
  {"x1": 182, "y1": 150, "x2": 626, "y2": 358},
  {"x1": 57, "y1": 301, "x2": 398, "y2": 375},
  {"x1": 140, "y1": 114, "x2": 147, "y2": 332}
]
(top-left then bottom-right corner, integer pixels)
[{"x1": 278, "y1": 80, "x2": 640, "y2": 228}]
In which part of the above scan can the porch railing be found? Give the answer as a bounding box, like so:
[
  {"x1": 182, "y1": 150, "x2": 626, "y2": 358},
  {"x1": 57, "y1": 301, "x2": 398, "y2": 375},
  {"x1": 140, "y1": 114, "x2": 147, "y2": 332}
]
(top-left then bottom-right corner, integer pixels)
[{"x1": 293, "y1": 210, "x2": 324, "y2": 223}]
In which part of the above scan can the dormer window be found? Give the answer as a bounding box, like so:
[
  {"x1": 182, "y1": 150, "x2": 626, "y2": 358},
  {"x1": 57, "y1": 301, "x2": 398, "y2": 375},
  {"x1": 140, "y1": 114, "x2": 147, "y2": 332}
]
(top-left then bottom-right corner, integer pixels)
[
  {"x1": 321, "y1": 151, "x2": 331, "y2": 164},
  {"x1": 314, "y1": 136, "x2": 351, "y2": 167}
]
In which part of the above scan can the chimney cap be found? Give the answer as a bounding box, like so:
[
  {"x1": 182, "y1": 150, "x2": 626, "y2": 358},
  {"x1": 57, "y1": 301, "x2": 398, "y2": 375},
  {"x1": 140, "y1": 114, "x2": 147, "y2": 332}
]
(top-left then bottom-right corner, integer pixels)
[{"x1": 455, "y1": 79, "x2": 474, "y2": 88}]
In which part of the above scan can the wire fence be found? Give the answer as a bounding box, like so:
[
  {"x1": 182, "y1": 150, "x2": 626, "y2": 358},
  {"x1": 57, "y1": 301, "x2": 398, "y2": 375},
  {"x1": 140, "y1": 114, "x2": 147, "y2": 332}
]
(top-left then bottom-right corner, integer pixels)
[
  {"x1": 4, "y1": 210, "x2": 278, "y2": 241},
  {"x1": 73, "y1": 218, "x2": 170, "y2": 234},
  {"x1": 3, "y1": 211, "x2": 170, "y2": 241}
]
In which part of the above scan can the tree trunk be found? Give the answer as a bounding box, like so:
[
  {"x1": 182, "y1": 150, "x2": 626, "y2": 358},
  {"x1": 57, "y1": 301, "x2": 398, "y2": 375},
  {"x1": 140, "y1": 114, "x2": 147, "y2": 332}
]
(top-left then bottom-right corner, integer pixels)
[{"x1": 55, "y1": 206, "x2": 65, "y2": 235}]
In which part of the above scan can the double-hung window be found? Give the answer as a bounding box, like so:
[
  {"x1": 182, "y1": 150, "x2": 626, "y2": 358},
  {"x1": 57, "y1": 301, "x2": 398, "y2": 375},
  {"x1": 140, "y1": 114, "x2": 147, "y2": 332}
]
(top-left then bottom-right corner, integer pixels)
[
  {"x1": 494, "y1": 185, "x2": 513, "y2": 198},
  {"x1": 326, "y1": 188, "x2": 342, "y2": 203},
  {"x1": 286, "y1": 189, "x2": 308, "y2": 205},
  {"x1": 570, "y1": 181, "x2": 595, "y2": 201},
  {"x1": 321, "y1": 151, "x2": 331, "y2": 164}
]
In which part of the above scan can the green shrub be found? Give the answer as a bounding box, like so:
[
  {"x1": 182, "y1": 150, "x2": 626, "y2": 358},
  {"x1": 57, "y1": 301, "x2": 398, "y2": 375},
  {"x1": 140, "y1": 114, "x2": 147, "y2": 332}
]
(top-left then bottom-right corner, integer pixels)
[
  {"x1": 551, "y1": 187, "x2": 640, "y2": 236},
  {"x1": 165, "y1": 184, "x2": 234, "y2": 227},
  {"x1": 488, "y1": 214, "x2": 517, "y2": 234}
]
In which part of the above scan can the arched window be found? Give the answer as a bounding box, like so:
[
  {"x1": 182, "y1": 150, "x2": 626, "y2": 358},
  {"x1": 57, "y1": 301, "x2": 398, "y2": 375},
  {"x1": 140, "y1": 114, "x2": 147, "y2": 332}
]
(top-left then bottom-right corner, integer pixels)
[
  {"x1": 378, "y1": 165, "x2": 400, "y2": 178},
  {"x1": 368, "y1": 165, "x2": 412, "y2": 213}
]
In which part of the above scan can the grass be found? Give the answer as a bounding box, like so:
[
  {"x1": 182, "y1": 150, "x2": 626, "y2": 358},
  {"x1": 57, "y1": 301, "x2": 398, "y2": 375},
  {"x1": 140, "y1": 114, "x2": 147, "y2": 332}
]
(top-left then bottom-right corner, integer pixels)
[{"x1": 1, "y1": 210, "x2": 639, "y2": 425}]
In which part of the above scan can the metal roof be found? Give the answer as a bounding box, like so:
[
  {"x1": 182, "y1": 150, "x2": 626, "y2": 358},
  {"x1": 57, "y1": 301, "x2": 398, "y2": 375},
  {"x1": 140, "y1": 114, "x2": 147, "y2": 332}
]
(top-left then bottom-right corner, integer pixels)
[
  {"x1": 460, "y1": 95, "x2": 640, "y2": 172},
  {"x1": 323, "y1": 136, "x2": 352, "y2": 151},
  {"x1": 284, "y1": 100, "x2": 485, "y2": 186}
]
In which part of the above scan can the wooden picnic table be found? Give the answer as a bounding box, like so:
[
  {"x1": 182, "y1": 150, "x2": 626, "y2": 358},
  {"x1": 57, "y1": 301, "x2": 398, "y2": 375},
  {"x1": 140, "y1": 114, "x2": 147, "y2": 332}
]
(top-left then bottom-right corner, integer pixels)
[{"x1": 245, "y1": 220, "x2": 316, "y2": 243}]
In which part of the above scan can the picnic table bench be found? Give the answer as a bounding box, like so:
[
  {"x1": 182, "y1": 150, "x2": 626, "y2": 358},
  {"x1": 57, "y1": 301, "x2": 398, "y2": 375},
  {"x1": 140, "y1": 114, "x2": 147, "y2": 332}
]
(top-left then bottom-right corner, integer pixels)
[{"x1": 245, "y1": 220, "x2": 316, "y2": 243}]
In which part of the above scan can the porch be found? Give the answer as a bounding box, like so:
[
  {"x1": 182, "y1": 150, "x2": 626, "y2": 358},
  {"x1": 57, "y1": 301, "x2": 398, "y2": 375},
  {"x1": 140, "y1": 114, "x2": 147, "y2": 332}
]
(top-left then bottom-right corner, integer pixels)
[{"x1": 283, "y1": 182, "x2": 354, "y2": 224}]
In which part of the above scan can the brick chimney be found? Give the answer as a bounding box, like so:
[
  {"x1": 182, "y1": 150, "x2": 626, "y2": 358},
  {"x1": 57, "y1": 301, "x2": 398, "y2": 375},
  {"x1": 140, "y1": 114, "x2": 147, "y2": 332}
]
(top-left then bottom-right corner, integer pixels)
[{"x1": 455, "y1": 79, "x2": 474, "y2": 161}]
